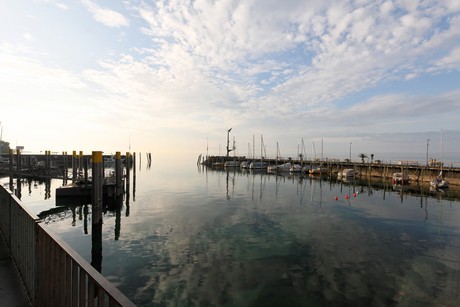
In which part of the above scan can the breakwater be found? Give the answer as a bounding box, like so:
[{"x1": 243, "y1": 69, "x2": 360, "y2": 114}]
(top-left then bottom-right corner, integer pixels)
[{"x1": 201, "y1": 155, "x2": 460, "y2": 186}]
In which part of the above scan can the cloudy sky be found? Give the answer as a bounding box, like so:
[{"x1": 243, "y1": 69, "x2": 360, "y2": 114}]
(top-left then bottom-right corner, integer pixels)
[{"x1": 1, "y1": 0, "x2": 459, "y2": 162}]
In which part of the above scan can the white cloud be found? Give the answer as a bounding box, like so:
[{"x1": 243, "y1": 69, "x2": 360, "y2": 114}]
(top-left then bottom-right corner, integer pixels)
[
  {"x1": 22, "y1": 33, "x2": 34, "y2": 41},
  {"x1": 434, "y1": 46, "x2": 460, "y2": 70},
  {"x1": 2, "y1": 0, "x2": 460, "y2": 155},
  {"x1": 81, "y1": 0, "x2": 129, "y2": 28},
  {"x1": 36, "y1": 0, "x2": 69, "y2": 10}
]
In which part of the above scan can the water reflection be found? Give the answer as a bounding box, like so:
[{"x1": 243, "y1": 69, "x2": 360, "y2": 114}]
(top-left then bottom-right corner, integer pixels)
[
  {"x1": 201, "y1": 165, "x2": 460, "y2": 203},
  {"x1": 3, "y1": 165, "x2": 460, "y2": 306}
]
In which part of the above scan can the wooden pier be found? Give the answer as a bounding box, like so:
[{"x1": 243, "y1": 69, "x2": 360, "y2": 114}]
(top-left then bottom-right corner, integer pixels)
[{"x1": 0, "y1": 149, "x2": 133, "y2": 179}]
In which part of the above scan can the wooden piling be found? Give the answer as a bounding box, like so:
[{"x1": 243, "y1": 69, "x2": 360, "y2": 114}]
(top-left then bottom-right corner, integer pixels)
[
  {"x1": 91, "y1": 151, "x2": 103, "y2": 273},
  {"x1": 84, "y1": 155, "x2": 88, "y2": 184},
  {"x1": 133, "y1": 152, "x2": 136, "y2": 179},
  {"x1": 91, "y1": 151, "x2": 103, "y2": 225},
  {"x1": 46, "y1": 150, "x2": 51, "y2": 176},
  {"x1": 133, "y1": 152, "x2": 136, "y2": 201},
  {"x1": 78, "y1": 151, "x2": 83, "y2": 174},
  {"x1": 115, "y1": 152, "x2": 122, "y2": 196},
  {"x1": 62, "y1": 151, "x2": 67, "y2": 183},
  {"x1": 125, "y1": 152, "x2": 131, "y2": 195},
  {"x1": 72, "y1": 151, "x2": 77, "y2": 183}
]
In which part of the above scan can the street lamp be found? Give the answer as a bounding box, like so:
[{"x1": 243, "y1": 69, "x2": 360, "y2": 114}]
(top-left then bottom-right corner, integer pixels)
[
  {"x1": 426, "y1": 139, "x2": 430, "y2": 166},
  {"x1": 349, "y1": 142, "x2": 352, "y2": 163},
  {"x1": 226, "y1": 128, "x2": 232, "y2": 157}
]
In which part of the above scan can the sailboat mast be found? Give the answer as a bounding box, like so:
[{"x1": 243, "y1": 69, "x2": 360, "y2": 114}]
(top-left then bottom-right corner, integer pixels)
[
  {"x1": 441, "y1": 128, "x2": 444, "y2": 173},
  {"x1": 261, "y1": 135, "x2": 264, "y2": 162},
  {"x1": 252, "y1": 135, "x2": 255, "y2": 162},
  {"x1": 321, "y1": 138, "x2": 323, "y2": 161}
]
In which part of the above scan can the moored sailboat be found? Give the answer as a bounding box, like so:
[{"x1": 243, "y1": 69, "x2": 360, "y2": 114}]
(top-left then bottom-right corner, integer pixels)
[{"x1": 430, "y1": 129, "x2": 449, "y2": 189}]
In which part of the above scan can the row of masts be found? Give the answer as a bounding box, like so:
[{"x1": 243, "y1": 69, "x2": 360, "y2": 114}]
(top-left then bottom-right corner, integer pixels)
[{"x1": 215, "y1": 134, "x2": 325, "y2": 163}]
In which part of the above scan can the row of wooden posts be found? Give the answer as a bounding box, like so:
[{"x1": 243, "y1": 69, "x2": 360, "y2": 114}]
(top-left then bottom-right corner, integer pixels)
[{"x1": 2, "y1": 150, "x2": 153, "y2": 191}]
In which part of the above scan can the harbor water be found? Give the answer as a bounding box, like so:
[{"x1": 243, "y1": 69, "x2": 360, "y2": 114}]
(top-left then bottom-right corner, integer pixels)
[{"x1": 2, "y1": 156, "x2": 460, "y2": 306}]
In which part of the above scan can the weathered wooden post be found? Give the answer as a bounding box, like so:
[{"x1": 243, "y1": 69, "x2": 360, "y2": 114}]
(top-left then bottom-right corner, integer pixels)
[
  {"x1": 79, "y1": 150, "x2": 83, "y2": 174},
  {"x1": 115, "y1": 152, "x2": 122, "y2": 196},
  {"x1": 46, "y1": 150, "x2": 51, "y2": 176},
  {"x1": 62, "y1": 151, "x2": 68, "y2": 183},
  {"x1": 125, "y1": 152, "x2": 131, "y2": 213},
  {"x1": 91, "y1": 151, "x2": 103, "y2": 272},
  {"x1": 133, "y1": 152, "x2": 136, "y2": 180},
  {"x1": 133, "y1": 152, "x2": 136, "y2": 202},
  {"x1": 72, "y1": 150, "x2": 77, "y2": 183},
  {"x1": 92, "y1": 151, "x2": 103, "y2": 222},
  {"x1": 125, "y1": 152, "x2": 131, "y2": 189},
  {"x1": 84, "y1": 154, "x2": 88, "y2": 185}
]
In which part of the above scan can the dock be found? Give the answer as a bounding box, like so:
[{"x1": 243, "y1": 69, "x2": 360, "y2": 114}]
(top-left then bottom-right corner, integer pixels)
[{"x1": 200, "y1": 155, "x2": 460, "y2": 186}]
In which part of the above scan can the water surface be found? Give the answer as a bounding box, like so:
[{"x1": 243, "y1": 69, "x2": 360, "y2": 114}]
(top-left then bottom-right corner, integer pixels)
[{"x1": 3, "y1": 160, "x2": 460, "y2": 306}]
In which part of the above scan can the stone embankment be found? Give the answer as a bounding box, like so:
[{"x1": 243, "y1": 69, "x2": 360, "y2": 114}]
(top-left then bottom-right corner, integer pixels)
[{"x1": 201, "y1": 155, "x2": 460, "y2": 186}]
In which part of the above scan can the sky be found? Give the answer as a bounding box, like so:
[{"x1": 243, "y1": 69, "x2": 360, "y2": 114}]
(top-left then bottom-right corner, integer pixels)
[{"x1": 1, "y1": 0, "x2": 459, "y2": 163}]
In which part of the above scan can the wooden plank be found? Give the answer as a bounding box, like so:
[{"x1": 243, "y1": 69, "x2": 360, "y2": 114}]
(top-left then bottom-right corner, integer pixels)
[
  {"x1": 87, "y1": 277, "x2": 95, "y2": 307},
  {"x1": 79, "y1": 270, "x2": 86, "y2": 307},
  {"x1": 59, "y1": 247, "x2": 66, "y2": 307},
  {"x1": 66, "y1": 254, "x2": 72, "y2": 306},
  {"x1": 72, "y1": 260, "x2": 78, "y2": 307}
]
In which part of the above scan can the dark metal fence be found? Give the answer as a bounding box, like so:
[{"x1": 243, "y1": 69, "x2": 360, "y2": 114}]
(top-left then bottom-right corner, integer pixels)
[{"x1": 0, "y1": 186, "x2": 135, "y2": 306}]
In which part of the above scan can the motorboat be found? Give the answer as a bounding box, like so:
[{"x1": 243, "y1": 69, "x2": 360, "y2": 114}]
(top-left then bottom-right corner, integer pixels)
[
  {"x1": 392, "y1": 172, "x2": 410, "y2": 184},
  {"x1": 309, "y1": 166, "x2": 327, "y2": 175},
  {"x1": 338, "y1": 168, "x2": 357, "y2": 178}
]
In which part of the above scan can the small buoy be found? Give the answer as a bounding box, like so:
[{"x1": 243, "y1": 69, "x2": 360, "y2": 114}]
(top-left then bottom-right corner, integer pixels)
[
  {"x1": 345, "y1": 195, "x2": 349, "y2": 200},
  {"x1": 335, "y1": 196, "x2": 338, "y2": 201},
  {"x1": 353, "y1": 193, "x2": 357, "y2": 197}
]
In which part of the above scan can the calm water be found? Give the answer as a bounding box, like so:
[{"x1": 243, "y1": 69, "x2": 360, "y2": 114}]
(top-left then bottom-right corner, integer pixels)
[{"x1": 2, "y1": 158, "x2": 460, "y2": 306}]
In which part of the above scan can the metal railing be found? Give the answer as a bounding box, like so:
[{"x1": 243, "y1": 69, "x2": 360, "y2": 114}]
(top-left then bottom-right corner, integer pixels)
[{"x1": 0, "y1": 186, "x2": 135, "y2": 306}]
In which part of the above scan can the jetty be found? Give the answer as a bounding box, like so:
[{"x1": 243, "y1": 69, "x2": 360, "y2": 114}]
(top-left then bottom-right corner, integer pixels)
[{"x1": 200, "y1": 155, "x2": 460, "y2": 186}]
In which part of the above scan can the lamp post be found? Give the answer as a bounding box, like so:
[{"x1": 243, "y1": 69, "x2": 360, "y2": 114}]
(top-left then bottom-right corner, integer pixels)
[
  {"x1": 226, "y1": 128, "x2": 232, "y2": 157},
  {"x1": 349, "y1": 142, "x2": 352, "y2": 163},
  {"x1": 426, "y1": 139, "x2": 430, "y2": 166},
  {"x1": 0, "y1": 121, "x2": 2, "y2": 157}
]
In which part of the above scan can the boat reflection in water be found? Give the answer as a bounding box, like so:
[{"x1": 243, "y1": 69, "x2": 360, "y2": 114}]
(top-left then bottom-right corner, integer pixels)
[{"x1": 5, "y1": 162, "x2": 460, "y2": 306}]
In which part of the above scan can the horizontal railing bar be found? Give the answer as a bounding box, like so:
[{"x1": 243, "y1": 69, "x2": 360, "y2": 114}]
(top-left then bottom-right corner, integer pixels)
[{"x1": 0, "y1": 185, "x2": 136, "y2": 307}]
